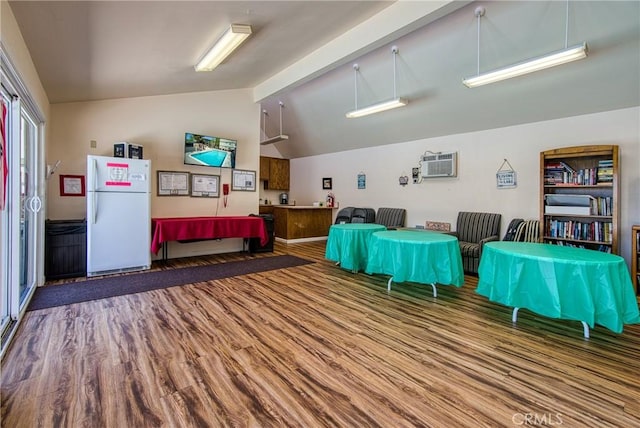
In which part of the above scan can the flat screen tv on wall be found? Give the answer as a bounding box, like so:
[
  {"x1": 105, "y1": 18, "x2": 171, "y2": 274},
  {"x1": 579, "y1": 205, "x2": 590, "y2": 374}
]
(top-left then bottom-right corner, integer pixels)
[{"x1": 184, "y1": 132, "x2": 237, "y2": 168}]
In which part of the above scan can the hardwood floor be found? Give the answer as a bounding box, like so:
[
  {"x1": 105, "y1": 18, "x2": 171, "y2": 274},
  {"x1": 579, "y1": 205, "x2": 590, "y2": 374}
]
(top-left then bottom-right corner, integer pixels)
[{"x1": 2, "y1": 241, "x2": 639, "y2": 427}]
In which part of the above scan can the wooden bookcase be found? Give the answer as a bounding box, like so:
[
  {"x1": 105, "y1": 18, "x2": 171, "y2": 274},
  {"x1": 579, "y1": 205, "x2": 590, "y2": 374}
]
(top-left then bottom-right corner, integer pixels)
[
  {"x1": 540, "y1": 145, "x2": 619, "y2": 254},
  {"x1": 632, "y1": 225, "x2": 640, "y2": 295}
]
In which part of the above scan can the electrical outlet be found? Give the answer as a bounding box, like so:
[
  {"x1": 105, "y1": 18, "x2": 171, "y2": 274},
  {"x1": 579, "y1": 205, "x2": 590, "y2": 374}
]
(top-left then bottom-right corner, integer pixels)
[
  {"x1": 90, "y1": 140, "x2": 97, "y2": 148},
  {"x1": 412, "y1": 167, "x2": 420, "y2": 183}
]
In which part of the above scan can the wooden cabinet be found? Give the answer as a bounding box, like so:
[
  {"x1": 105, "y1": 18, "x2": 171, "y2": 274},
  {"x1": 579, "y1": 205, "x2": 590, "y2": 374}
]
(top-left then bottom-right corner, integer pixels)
[
  {"x1": 259, "y1": 156, "x2": 289, "y2": 190},
  {"x1": 273, "y1": 207, "x2": 332, "y2": 240},
  {"x1": 259, "y1": 205, "x2": 274, "y2": 215},
  {"x1": 540, "y1": 145, "x2": 619, "y2": 254},
  {"x1": 259, "y1": 156, "x2": 270, "y2": 181},
  {"x1": 632, "y1": 225, "x2": 640, "y2": 296}
]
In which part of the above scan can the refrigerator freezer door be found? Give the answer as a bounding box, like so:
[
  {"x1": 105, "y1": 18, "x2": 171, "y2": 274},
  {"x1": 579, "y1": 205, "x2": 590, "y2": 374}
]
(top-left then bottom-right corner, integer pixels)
[
  {"x1": 87, "y1": 191, "x2": 151, "y2": 276},
  {"x1": 87, "y1": 155, "x2": 150, "y2": 193}
]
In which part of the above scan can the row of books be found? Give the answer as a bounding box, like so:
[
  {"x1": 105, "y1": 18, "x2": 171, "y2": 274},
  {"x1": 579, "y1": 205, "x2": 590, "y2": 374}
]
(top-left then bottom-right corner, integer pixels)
[
  {"x1": 545, "y1": 219, "x2": 613, "y2": 243},
  {"x1": 597, "y1": 159, "x2": 614, "y2": 183},
  {"x1": 544, "y1": 160, "x2": 613, "y2": 185},
  {"x1": 546, "y1": 240, "x2": 612, "y2": 253}
]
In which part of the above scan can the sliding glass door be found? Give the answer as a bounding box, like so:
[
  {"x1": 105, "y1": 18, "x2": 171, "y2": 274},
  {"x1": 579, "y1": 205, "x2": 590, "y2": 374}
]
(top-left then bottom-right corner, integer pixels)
[
  {"x1": 1, "y1": 55, "x2": 45, "y2": 356},
  {"x1": 0, "y1": 91, "x2": 10, "y2": 336}
]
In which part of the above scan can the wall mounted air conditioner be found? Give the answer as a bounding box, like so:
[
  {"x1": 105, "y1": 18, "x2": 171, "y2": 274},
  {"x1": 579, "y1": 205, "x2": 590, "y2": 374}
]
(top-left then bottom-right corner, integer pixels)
[{"x1": 421, "y1": 152, "x2": 457, "y2": 178}]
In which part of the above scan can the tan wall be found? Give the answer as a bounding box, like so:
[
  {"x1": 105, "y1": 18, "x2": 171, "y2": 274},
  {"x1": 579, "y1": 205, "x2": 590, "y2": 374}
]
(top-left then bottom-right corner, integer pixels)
[
  {"x1": 1, "y1": 2, "x2": 50, "y2": 118},
  {"x1": 47, "y1": 89, "x2": 260, "y2": 257}
]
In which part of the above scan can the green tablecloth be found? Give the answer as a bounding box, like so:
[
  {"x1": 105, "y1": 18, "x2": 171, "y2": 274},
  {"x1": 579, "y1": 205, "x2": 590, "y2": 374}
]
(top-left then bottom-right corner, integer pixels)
[
  {"x1": 325, "y1": 223, "x2": 386, "y2": 272},
  {"x1": 477, "y1": 242, "x2": 640, "y2": 333},
  {"x1": 365, "y1": 230, "x2": 464, "y2": 286}
]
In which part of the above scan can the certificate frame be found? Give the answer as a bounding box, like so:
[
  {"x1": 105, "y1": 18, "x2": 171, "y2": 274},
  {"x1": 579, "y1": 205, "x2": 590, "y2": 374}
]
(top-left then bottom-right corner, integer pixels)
[
  {"x1": 190, "y1": 173, "x2": 220, "y2": 198},
  {"x1": 157, "y1": 170, "x2": 190, "y2": 196},
  {"x1": 59, "y1": 174, "x2": 85, "y2": 196},
  {"x1": 231, "y1": 169, "x2": 256, "y2": 191}
]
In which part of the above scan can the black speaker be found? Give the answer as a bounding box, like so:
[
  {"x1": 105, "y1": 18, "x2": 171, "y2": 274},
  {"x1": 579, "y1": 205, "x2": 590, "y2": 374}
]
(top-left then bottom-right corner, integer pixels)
[{"x1": 249, "y1": 214, "x2": 274, "y2": 252}]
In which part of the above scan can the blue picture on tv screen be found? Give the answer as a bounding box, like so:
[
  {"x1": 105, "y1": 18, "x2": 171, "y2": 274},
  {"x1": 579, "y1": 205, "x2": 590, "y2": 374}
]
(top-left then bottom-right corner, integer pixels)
[{"x1": 184, "y1": 132, "x2": 237, "y2": 168}]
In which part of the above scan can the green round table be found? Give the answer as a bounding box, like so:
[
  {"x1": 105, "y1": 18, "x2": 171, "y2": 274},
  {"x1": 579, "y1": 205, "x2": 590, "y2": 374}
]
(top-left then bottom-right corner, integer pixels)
[
  {"x1": 477, "y1": 241, "x2": 640, "y2": 336},
  {"x1": 365, "y1": 230, "x2": 464, "y2": 296},
  {"x1": 325, "y1": 223, "x2": 386, "y2": 272}
]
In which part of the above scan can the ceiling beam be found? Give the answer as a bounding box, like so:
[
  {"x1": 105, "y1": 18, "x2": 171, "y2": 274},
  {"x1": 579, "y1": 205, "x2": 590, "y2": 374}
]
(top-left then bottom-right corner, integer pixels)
[{"x1": 252, "y1": 1, "x2": 469, "y2": 103}]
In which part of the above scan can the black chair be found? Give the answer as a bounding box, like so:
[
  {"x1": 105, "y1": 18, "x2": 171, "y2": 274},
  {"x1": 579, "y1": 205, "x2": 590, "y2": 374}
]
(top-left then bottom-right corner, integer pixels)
[
  {"x1": 334, "y1": 207, "x2": 356, "y2": 224},
  {"x1": 351, "y1": 208, "x2": 375, "y2": 223}
]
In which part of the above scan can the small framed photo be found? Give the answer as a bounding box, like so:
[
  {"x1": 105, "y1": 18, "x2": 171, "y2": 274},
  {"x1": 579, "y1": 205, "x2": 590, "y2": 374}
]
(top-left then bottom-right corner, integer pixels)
[
  {"x1": 191, "y1": 173, "x2": 220, "y2": 198},
  {"x1": 60, "y1": 175, "x2": 85, "y2": 196},
  {"x1": 157, "y1": 170, "x2": 190, "y2": 196},
  {"x1": 231, "y1": 169, "x2": 256, "y2": 191},
  {"x1": 322, "y1": 177, "x2": 332, "y2": 190}
]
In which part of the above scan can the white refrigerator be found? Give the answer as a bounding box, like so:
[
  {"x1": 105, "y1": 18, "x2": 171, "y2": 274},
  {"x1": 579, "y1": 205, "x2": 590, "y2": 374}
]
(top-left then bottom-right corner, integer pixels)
[{"x1": 86, "y1": 155, "x2": 151, "y2": 277}]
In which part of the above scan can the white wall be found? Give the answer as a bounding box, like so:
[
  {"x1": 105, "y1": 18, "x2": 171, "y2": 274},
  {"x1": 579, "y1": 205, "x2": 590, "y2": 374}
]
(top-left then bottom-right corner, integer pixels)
[
  {"x1": 290, "y1": 107, "x2": 640, "y2": 265},
  {"x1": 47, "y1": 89, "x2": 260, "y2": 258}
]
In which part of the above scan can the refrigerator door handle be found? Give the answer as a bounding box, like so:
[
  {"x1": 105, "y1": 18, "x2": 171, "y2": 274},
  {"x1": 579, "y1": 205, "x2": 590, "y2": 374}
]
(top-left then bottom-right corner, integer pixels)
[
  {"x1": 91, "y1": 157, "x2": 98, "y2": 191},
  {"x1": 91, "y1": 192, "x2": 97, "y2": 224}
]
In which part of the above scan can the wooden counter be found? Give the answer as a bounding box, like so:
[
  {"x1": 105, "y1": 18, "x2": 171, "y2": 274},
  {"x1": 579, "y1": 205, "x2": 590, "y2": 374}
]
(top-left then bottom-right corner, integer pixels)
[{"x1": 272, "y1": 206, "x2": 334, "y2": 241}]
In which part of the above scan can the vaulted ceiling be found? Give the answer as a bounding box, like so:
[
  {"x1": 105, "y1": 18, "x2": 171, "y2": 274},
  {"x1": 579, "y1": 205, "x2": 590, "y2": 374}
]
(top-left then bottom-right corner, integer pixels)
[{"x1": 8, "y1": 1, "x2": 640, "y2": 159}]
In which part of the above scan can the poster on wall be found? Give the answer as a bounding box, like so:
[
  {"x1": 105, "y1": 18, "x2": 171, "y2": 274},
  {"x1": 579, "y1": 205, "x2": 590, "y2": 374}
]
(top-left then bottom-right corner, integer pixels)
[{"x1": 357, "y1": 172, "x2": 366, "y2": 189}]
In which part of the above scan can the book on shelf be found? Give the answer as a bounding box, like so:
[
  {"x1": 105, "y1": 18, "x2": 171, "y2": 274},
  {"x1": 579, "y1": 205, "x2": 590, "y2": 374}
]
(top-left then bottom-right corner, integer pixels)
[
  {"x1": 545, "y1": 205, "x2": 592, "y2": 215},
  {"x1": 597, "y1": 159, "x2": 614, "y2": 183},
  {"x1": 545, "y1": 219, "x2": 612, "y2": 243}
]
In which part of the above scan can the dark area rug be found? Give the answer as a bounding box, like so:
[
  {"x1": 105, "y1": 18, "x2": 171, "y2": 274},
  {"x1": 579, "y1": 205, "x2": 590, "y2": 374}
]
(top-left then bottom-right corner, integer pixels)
[{"x1": 28, "y1": 255, "x2": 313, "y2": 311}]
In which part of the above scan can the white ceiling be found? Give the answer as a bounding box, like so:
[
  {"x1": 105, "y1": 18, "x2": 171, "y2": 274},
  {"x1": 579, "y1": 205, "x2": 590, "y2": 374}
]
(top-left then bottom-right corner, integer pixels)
[{"x1": 8, "y1": 1, "x2": 640, "y2": 159}]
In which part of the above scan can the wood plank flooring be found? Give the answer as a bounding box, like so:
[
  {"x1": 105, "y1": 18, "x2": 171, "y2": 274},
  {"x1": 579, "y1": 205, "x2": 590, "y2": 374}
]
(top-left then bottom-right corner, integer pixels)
[{"x1": 2, "y1": 241, "x2": 640, "y2": 427}]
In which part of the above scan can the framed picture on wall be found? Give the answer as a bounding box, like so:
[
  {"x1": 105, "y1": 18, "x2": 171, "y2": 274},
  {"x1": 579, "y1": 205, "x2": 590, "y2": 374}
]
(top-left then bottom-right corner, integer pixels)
[
  {"x1": 59, "y1": 174, "x2": 85, "y2": 196},
  {"x1": 157, "y1": 170, "x2": 189, "y2": 196},
  {"x1": 322, "y1": 177, "x2": 332, "y2": 190},
  {"x1": 190, "y1": 173, "x2": 220, "y2": 197},
  {"x1": 231, "y1": 169, "x2": 256, "y2": 191}
]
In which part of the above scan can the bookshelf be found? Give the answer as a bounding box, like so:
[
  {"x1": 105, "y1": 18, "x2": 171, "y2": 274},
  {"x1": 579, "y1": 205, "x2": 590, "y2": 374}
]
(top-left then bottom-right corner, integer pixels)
[
  {"x1": 540, "y1": 145, "x2": 619, "y2": 254},
  {"x1": 633, "y1": 225, "x2": 640, "y2": 296}
]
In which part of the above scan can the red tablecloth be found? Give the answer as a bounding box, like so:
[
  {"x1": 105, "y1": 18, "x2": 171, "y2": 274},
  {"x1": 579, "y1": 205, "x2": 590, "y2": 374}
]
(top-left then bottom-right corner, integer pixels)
[{"x1": 151, "y1": 216, "x2": 269, "y2": 254}]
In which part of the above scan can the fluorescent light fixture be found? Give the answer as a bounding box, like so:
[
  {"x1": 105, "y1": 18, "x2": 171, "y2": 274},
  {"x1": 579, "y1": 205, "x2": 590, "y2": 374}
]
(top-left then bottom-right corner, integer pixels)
[
  {"x1": 346, "y1": 46, "x2": 408, "y2": 119},
  {"x1": 260, "y1": 134, "x2": 289, "y2": 145},
  {"x1": 345, "y1": 98, "x2": 408, "y2": 118},
  {"x1": 195, "y1": 24, "x2": 252, "y2": 72},
  {"x1": 463, "y1": 43, "x2": 587, "y2": 88}
]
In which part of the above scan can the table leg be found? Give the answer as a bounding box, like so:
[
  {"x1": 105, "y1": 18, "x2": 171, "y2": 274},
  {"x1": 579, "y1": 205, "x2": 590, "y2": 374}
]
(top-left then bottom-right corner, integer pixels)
[
  {"x1": 429, "y1": 283, "x2": 437, "y2": 298},
  {"x1": 513, "y1": 307, "x2": 590, "y2": 338},
  {"x1": 581, "y1": 322, "x2": 590, "y2": 339},
  {"x1": 387, "y1": 277, "x2": 393, "y2": 292}
]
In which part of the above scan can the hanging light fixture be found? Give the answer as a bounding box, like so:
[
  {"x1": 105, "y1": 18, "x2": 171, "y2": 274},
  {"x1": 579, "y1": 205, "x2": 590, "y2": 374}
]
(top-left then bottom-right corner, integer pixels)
[
  {"x1": 463, "y1": 4, "x2": 587, "y2": 88},
  {"x1": 194, "y1": 24, "x2": 252, "y2": 72},
  {"x1": 346, "y1": 46, "x2": 408, "y2": 118},
  {"x1": 260, "y1": 101, "x2": 289, "y2": 145}
]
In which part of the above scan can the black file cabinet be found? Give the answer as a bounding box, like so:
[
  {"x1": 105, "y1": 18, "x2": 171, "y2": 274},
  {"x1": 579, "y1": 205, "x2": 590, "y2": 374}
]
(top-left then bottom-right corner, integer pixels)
[{"x1": 45, "y1": 219, "x2": 87, "y2": 280}]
